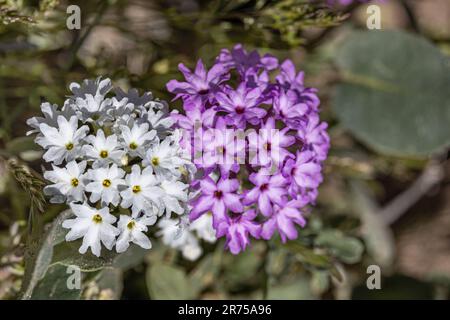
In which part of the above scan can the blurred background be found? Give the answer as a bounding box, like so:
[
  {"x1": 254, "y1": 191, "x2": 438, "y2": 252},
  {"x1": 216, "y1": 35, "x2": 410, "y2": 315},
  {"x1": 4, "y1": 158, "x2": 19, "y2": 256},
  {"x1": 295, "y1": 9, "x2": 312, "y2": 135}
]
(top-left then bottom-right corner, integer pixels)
[{"x1": 0, "y1": 0, "x2": 449, "y2": 300}]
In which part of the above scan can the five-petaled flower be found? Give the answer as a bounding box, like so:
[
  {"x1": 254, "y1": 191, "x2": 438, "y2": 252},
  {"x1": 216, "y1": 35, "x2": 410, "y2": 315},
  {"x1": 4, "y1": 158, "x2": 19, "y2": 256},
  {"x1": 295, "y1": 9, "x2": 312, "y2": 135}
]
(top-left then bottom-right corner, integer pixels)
[
  {"x1": 29, "y1": 78, "x2": 195, "y2": 256},
  {"x1": 169, "y1": 45, "x2": 329, "y2": 254}
]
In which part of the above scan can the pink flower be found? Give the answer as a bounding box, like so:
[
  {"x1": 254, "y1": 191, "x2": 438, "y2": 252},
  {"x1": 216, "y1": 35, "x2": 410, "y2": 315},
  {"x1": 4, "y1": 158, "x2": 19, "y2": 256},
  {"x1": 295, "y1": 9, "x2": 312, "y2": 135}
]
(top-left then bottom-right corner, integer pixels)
[{"x1": 190, "y1": 177, "x2": 243, "y2": 227}]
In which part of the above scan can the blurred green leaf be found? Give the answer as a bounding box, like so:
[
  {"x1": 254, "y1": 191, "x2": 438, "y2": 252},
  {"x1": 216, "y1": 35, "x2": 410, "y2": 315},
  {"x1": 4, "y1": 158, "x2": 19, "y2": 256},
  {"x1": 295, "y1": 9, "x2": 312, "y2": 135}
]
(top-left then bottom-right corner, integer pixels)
[
  {"x1": 94, "y1": 268, "x2": 123, "y2": 300},
  {"x1": 189, "y1": 247, "x2": 223, "y2": 295},
  {"x1": 5, "y1": 136, "x2": 41, "y2": 155},
  {"x1": 333, "y1": 30, "x2": 450, "y2": 157},
  {"x1": 261, "y1": 0, "x2": 346, "y2": 46},
  {"x1": 266, "y1": 275, "x2": 313, "y2": 300},
  {"x1": 113, "y1": 244, "x2": 148, "y2": 270},
  {"x1": 266, "y1": 247, "x2": 289, "y2": 277},
  {"x1": 310, "y1": 270, "x2": 330, "y2": 297},
  {"x1": 315, "y1": 230, "x2": 364, "y2": 264},
  {"x1": 223, "y1": 244, "x2": 263, "y2": 290},
  {"x1": 146, "y1": 263, "x2": 195, "y2": 300},
  {"x1": 30, "y1": 264, "x2": 81, "y2": 300},
  {"x1": 285, "y1": 241, "x2": 343, "y2": 282},
  {"x1": 20, "y1": 209, "x2": 71, "y2": 299},
  {"x1": 21, "y1": 209, "x2": 125, "y2": 299}
]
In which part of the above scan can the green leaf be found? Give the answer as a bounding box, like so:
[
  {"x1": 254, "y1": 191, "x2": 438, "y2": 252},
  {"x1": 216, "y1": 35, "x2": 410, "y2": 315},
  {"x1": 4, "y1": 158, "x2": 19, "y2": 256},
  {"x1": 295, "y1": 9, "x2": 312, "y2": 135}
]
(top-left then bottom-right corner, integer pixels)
[
  {"x1": 310, "y1": 271, "x2": 330, "y2": 297},
  {"x1": 20, "y1": 209, "x2": 72, "y2": 299},
  {"x1": 50, "y1": 241, "x2": 117, "y2": 272},
  {"x1": 266, "y1": 276, "x2": 313, "y2": 300},
  {"x1": 21, "y1": 209, "x2": 125, "y2": 299},
  {"x1": 315, "y1": 230, "x2": 364, "y2": 264},
  {"x1": 94, "y1": 268, "x2": 123, "y2": 300},
  {"x1": 266, "y1": 247, "x2": 289, "y2": 277},
  {"x1": 285, "y1": 241, "x2": 343, "y2": 282},
  {"x1": 189, "y1": 247, "x2": 223, "y2": 295},
  {"x1": 6, "y1": 136, "x2": 41, "y2": 155},
  {"x1": 285, "y1": 241, "x2": 331, "y2": 268},
  {"x1": 30, "y1": 264, "x2": 81, "y2": 300},
  {"x1": 113, "y1": 244, "x2": 148, "y2": 270},
  {"x1": 146, "y1": 263, "x2": 195, "y2": 300},
  {"x1": 223, "y1": 243, "x2": 264, "y2": 290},
  {"x1": 333, "y1": 30, "x2": 450, "y2": 157}
]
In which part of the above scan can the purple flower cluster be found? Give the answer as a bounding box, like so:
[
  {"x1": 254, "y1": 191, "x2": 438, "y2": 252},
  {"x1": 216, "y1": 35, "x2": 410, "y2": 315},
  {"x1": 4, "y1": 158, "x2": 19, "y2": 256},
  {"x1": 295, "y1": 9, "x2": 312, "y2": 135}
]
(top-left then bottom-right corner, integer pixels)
[{"x1": 167, "y1": 45, "x2": 329, "y2": 254}]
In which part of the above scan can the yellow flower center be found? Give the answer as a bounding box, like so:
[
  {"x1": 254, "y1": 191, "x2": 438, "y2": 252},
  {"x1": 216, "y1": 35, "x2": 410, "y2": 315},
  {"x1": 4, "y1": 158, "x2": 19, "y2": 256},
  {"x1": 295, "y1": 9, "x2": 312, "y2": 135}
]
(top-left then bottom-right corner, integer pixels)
[
  {"x1": 127, "y1": 220, "x2": 136, "y2": 230},
  {"x1": 129, "y1": 142, "x2": 138, "y2": 150},
  {"x1": 100, "y1": 150, "x2": 108, "y2": 158},
  {"x1": 102, "y1": 179, "x2": 111, "y2": 187},
  {"x1": 65, "y1": 142, "x2": 74, "y2": 151},
  {"x1": 92, "y1": 214, "x2": 103, "y2": 224},
  {"x1": 151, "y1": 157, "x2": 159, "y2": 166},
  {"x1": 71, "y1": 178, "x2": 79, "y2": 187},
  {"x1": 132, "y1": 185, "x2": 141, "y2": 193}
]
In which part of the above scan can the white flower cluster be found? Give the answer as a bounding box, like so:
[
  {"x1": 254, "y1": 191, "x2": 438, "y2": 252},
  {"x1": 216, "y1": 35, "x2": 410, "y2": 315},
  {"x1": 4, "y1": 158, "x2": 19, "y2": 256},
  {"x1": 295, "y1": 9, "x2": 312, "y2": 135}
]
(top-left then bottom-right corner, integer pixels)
[
  {"x1": 28, "y1": 77, "x2": 197, "y2": 257},
  {"x1": 157, "y1": 214, "x2": 216, "y2": 261}
]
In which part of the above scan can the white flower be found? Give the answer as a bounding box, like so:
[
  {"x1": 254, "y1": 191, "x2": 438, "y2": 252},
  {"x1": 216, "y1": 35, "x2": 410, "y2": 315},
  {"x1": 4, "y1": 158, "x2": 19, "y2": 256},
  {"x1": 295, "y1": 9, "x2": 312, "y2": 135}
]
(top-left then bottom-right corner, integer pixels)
[
  {"x1": 62, "y1": 203, "x2": 119, "y2": 257},
  {"x1": 120, "y1": 123, "x2": 156, "y2": 157},
  {"x1": 83, "y1": 129, "x2": 125, "y2": 168},
  {"x1": 120, "y1": 165, "x2": 164, "y2": 217},
  {"x1": 29, "y1": 78, "x2": 197, "y2": 256},
  {"x1": 107, "y1": 97, "x2": 135, "y2": 122},
  {"x1": 190, "y1": 213, "x2": 216, "y2": 243},
  {"x1": 159, "y1": 179, "x2": 189, "y2": 216},
  {"x1": 69, "y1": 77, "x2": 112, "y2": 99},
  {"x1": 65, "y1": 77, "x2": 113, "y2": 124},
  {"x1": 180, "y1": 239, "x2": 202, "y2": 261},
  {"x1": 143, "y1": 137, "x2": 186, "y2": 179},
  {"x1": 114, "y1": 87, "x2": 153, "y2": 108},
  {"x1": 43, "y1": 160, "x2": 87, "y2": 203},
  {"x1": 115, "y1": 214, "x2": 156, "y2": 253},
  {"x1": 35, "y1": 115, "x2": 89, "y2": 165},
  {"x1": 85, "y1": 164, "x2": 125, "y2": 206},
  {"x1": 141, "y1": 105, "x2": 174, "y2": 134},
  {"x1": 73, "y1": 94, "x2": 112, "y2": 124},
  {"x1": 26, "y1": 102, "x2": 76, "y2": 136},
  {"x1": 157, "y1": 218, "x2": 202, "y2": 261}
]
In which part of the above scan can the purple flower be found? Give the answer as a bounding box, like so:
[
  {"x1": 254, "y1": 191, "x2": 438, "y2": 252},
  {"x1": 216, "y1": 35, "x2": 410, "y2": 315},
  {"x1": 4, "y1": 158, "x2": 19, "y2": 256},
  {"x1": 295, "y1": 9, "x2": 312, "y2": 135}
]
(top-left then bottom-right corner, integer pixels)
[
  {"x1": 215, "y1": 83, "x2": 266, "y2": 128},
  {"x1": 248, "y1": 117, "x2": 295, "y2": 167},
  {"x1": 201, "y1": 118, "x2": 244, "y2": 176},
  {"x1": 244, "y1": 168, "x2": 287, "y2": 216},
  {"x1": 283, "y1": 151, "x2": 323, "y2": 198},
  {"x1": 273, "y1": 89, "x2": 308, "y2": 129},
  {"x1": 216, "y1": 209, "x2": 261, "y2": 254},
  {"x1": 166, "y1": 60, "x2": 228, "y2": 101},
  {"x1": 297, "y1": 113, "x2": 330, "y2": 161},
  {"x1": 276, "y1": 60, "x2": 320, "y2": 112},
  {"x1": 216, "y1": 44, "x2": 278, "y2": 77},
  {"x1": 276, "y1": 59, "x2": 305, "y2": 92},
  {"x1": 171, "y1": 100, "x2": 216, "y2": 131},
  {"x1": 261, "y1": 199, "x2": 307, "y2": 243},
  {"x1": 189, "y1": 177, "x2": 243, "y2": 227},
  {"x1": 169, "y1": 45, "x2": 329, "y2": 254}
]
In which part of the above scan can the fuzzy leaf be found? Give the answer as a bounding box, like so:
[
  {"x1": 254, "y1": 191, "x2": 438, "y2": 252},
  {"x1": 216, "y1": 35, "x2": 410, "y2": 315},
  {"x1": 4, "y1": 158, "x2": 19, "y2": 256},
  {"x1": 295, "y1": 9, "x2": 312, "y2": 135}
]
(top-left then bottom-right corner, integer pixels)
[
  {"x1": 146, "y1": 263, "x2": 195, "y2": 300},
  {"x1": 333, "y1": 30, "x2": 450, "y2": 157}
]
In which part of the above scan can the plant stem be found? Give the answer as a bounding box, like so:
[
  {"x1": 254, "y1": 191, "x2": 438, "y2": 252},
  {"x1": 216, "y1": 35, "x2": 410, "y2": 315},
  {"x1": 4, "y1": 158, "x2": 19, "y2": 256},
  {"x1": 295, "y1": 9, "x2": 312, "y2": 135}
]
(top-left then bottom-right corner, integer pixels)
[{"x1": 261, "y1": 242, "x2": 270, "y2": 300}]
